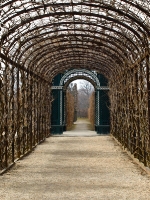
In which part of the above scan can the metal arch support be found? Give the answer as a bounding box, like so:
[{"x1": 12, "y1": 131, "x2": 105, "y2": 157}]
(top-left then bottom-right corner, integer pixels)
[{"x1": 59, "y1": 69, "x2": 100, "y2": 88}]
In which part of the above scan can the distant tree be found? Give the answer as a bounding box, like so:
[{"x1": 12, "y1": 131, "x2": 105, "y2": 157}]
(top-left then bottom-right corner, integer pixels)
[
  {"x1": 68, "y1": 83, "x2": 78, "y2": 122},
  {"x1": 88, "y1": 92, "x2": 95, "y2": 129},
  {"x1": 79, "y1": 80, "x2": 94, "y2": 97},
  {"x1": 66, "y1": 83, "x2": 78, "y2": 129},
  {"x1": 66, "y1": 91, "x2": 75, "y2": 130},
  {"x1": 77, "y1": 80, "x2": 94, "y2": 118}
]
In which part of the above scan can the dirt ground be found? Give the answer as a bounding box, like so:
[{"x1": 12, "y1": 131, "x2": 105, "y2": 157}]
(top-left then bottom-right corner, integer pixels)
[{"x1": 0, "y1": 119, "x2": 150, "y2": 200}]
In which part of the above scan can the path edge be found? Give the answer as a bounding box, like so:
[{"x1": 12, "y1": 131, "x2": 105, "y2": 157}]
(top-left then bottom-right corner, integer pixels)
[{"x1": 111, "y1": 135, "x2": 150, "y2": 176}]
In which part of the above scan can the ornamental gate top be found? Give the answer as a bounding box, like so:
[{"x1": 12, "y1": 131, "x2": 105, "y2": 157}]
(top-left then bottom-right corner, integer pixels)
[{"x1": 59, "y1": 69, "x2": 100, "y2": 88}]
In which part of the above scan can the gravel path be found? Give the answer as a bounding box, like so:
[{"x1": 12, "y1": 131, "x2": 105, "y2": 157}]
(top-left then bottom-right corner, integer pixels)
[{"x1": 0, "y1": 119, "x2": 150, "y2": 200}]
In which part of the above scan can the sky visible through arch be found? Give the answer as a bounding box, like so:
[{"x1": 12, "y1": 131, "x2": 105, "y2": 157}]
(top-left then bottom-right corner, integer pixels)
[{"x1": 71, "y1": 79, "x2": 94, "y2": 90}]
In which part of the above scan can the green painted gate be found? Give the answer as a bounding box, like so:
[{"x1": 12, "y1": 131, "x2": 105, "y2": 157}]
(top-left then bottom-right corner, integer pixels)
[{"x1": 51, "y1": 70, "x2": 110, "y2": 134}]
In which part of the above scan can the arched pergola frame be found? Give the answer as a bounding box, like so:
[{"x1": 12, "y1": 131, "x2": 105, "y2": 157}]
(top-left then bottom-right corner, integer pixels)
[{"x1": 1, "y1": 0, "x2": 150, "y2": 172}]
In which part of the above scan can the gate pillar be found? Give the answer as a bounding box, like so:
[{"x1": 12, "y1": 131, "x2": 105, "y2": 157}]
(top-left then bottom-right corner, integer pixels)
[
  {"x1": 95, "y1": 87, "x2": 110, "y2": 134},
  {"x1": 51, "y1": 86, "x2": 65, "y2": 134}
]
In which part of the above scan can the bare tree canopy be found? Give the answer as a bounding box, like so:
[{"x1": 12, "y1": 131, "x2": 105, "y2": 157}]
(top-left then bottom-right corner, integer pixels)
[{"x1": 79, "y1": 80, "x2": 94, "y2": 97}]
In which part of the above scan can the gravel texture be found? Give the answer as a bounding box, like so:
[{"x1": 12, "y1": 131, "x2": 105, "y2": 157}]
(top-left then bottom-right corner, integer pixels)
[{"x1": 0, "y1": 120, "x2": 150, "y2": 200}]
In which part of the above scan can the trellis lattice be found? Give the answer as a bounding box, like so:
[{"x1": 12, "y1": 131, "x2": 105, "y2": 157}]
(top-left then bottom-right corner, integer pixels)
[{"x1": 0, "y1": 0, "x2": 150, "y2": 171}]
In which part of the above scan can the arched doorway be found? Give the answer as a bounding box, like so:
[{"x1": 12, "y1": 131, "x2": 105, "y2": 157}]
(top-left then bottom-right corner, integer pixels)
[{"x1": 51, "y1": 69, "x2": 110, "y2": 134}]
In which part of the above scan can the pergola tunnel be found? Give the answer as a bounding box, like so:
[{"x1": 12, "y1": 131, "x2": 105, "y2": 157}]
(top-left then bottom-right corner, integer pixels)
[{"x1": 0, "y1": 1, "x2": 150, "y2": 172}]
